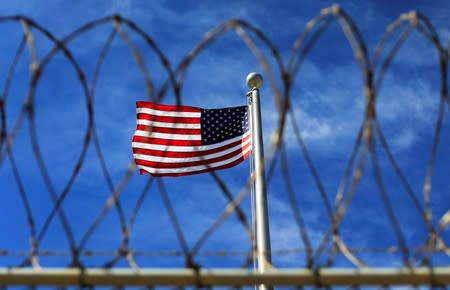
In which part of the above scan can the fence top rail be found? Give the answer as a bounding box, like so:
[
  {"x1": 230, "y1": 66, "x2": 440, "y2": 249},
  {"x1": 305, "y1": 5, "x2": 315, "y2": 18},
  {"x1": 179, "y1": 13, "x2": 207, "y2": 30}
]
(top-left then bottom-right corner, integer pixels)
[{"x1": 0, "y1": 267, "x2": 449, "y2": 286}]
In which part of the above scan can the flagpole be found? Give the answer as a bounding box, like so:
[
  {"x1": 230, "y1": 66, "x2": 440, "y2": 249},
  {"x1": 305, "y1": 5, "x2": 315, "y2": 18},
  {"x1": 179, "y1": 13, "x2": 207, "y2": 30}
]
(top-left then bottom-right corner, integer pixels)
[{"x1": 246, "y1": 72, "x2": 272, "y2": 290}]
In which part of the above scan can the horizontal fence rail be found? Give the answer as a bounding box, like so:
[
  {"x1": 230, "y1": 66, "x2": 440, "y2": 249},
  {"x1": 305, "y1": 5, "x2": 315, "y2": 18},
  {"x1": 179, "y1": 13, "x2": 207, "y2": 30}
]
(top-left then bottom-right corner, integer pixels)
[{"x1": 1, "y1": 267, "x2": 450, "y2": 287}]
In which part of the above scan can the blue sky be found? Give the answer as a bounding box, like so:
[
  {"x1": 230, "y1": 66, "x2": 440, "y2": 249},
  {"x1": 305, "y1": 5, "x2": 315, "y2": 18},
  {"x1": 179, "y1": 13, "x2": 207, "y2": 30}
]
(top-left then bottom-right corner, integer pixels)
[{"x1": 0, "y1": 0, "x2": 449, "y2": 273}]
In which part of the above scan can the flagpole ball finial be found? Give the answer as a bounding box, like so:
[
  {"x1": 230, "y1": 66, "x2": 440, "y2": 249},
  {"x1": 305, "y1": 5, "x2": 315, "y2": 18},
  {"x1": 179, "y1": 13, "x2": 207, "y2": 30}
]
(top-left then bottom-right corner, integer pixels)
[{"x1": 246, "y1": 72, "x2": 263, "y2": 89}]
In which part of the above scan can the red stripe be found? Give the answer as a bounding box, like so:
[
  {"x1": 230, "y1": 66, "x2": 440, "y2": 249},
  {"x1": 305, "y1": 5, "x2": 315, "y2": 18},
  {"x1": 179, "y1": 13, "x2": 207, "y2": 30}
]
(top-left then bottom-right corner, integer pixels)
[
  {"x1": 137, "y1": 101, "x2": 200, "y2": 113},
  {"x1": 132, "y1": 134, "x2": 251, "y2": 158},
  {"x1": 136, "y1": 125, "x2": 201, "y2": 135},
  {"x1": 137, "y1": 113, "x2": 200, "y2": 124},
  {"x1": 132, "y1": 136, "x2": 202, "y2": 146},
  {"x1": 140, "y1": 151, "x2": 252, "y2": 177},
  {"x1": 135, "y1": 143, "x2": 251, "y2": 169}
]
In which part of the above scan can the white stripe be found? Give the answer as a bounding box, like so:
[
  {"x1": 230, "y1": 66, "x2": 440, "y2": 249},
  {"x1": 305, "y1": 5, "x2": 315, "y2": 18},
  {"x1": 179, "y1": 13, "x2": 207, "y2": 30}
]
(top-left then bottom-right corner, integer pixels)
[
  {"x1": 137, "y1": 146, "x2": 251, "y2": 175},
  {"x1": 132, "y1": 131, "x2": 251, "y2": 152},
  {"x1": 133, "y1": 138, "x2": 251, "y2": 163},
  {"x1": 134, "y1": 130, "x2": 201, "y2": 140},
  {"x1": 137, "y1": 119, "x2": 201, "y2": 129},
  {"x1": 137, "y1": 107, "x2": 200, "y2": 118}
]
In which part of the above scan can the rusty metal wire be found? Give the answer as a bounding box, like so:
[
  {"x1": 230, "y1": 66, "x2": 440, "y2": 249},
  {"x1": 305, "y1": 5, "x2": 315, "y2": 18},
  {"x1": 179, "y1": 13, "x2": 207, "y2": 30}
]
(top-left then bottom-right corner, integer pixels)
[{"x1": 0, "y1": 5, "x2": 449, "y2": 288}]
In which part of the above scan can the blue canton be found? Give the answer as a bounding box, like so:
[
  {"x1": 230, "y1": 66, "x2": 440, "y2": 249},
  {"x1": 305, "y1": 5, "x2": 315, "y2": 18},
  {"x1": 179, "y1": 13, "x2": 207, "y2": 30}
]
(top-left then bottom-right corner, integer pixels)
[{"x1": 201, "y1": 106, "x2": 249, "y2": 145}]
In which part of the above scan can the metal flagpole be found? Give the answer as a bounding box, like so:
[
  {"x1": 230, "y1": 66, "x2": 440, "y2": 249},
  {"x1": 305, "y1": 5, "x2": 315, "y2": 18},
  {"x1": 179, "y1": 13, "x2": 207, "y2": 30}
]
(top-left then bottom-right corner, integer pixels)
[{"x1": 246, "y1": 72, "x2": 272, "y2": 290}]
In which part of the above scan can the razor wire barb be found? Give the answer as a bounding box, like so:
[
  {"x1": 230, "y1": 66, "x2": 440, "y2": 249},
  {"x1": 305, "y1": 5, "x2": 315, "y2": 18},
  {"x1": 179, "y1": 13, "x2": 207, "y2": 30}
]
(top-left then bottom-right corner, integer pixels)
[{"x1": 0, "y1": 4, "x2": 449, "y2": 281}]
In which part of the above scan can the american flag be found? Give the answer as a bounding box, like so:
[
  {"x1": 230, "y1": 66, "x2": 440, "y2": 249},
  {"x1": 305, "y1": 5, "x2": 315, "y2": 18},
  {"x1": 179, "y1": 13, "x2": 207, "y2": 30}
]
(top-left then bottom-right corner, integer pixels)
[{"x1": 132, "y1": 101, "x2": 251, "y2": 177}]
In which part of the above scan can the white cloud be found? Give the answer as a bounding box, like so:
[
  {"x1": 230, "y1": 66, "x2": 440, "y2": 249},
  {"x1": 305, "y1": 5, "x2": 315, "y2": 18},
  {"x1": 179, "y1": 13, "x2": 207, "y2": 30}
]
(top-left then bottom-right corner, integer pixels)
[
  {"x1": 391, "y1": 129, "x2": 417, "y2": 149},
  {"x1": 260, "y1": 55, "x2": 441, "y2": 154}
]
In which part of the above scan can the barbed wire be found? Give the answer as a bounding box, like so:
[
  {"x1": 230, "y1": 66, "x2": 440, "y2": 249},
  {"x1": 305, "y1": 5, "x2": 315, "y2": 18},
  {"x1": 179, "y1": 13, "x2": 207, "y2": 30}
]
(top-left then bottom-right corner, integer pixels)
[{"x1": 0, "y1": 4, "x2": 449, "y2": 287}]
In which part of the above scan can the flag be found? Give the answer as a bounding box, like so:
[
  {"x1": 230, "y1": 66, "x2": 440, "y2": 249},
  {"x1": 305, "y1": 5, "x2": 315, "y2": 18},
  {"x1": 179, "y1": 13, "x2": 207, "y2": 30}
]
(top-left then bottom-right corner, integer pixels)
[{"x1": 132, "y1": 101, "x2": 252, "y2": 177}]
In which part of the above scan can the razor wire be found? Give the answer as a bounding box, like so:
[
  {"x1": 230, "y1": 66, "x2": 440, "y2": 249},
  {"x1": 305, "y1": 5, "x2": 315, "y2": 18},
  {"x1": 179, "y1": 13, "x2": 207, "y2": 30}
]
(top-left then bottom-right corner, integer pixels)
[{"x1": 0, "y1": 4, "x2": 449, "y2": 286}]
